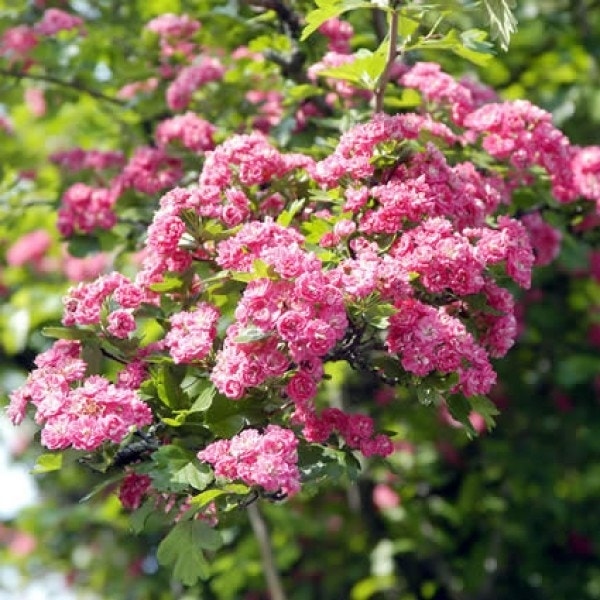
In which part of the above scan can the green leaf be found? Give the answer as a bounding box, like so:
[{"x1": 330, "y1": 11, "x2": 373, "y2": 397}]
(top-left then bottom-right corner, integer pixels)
[
  {"x1": 150, "y1": 445, "x2": 194, "y2": 493},
  {"x1": 157, "y1": 520, "x2": 221, "y2": 585},
  {"x1": 149, "y1": 275, "x2": 187, "y2": 293},
  {"x1": 277, "y1": 199, "x2": 305, "y2": 227},
  {"x1": 191, "y1": 488, "x2": 226, "y2": 508},
  {"x1": 481, "y1": 0, "x2": 517, "y2": 51},
  {"x1": 417, "y1": 385, "x2": 442, "y2": 407},
  {"x1": 468, "y1": 395, "x2": 500, "y2": 430},
  {"x1": 67, "y1": 234, "x2": 102, "y2": 258},
  {"x1": 301, "y1": 0, "x2": 377, "y2": 41},
  {"x1": 41, "y1": 326, "x2": 95, "y2": 340},
  {"x1": 446, "y1": 396, "x2": 476, "y2": 436},
  {"x1": 316, "y1": 42, "x2": 389, "y2": 90},
  {"x1": 171, "y1": 462, "x2": 213, "y2": 491},
  {"x1": 31, "y1": 453, "x2": 63, "y2": 474},
  {"x1": 204, "y1": 393, "x2": 255, "y2": 438},
  {"x1": 234, "y1": 326, "x2": 272, "y2": 344},
  {"x1": 190, "y1": 383, "x2": 217, "y2": 413},
  {"x1": 409, "y1": 29, "x2": 494, "y2": 66},
  {"x1": 364, "y1": 303, "x2": 396, "y2": 329},
  {"x1": 156, "y1": 366, "x2": 188, "y2": 411},
  {"x1": 79, "y1": 472, "x2": 124, "y2": 503},
  {"x1": 130, "y1": 498, "x2": 156, "y2": 534}
]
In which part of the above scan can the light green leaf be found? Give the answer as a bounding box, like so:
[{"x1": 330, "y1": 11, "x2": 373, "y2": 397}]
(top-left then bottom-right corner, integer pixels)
[
  {"x1": 410, "y1": 29, "x2": 494, "y2": 66},
  {"x1": 41, "y1": 326, "x2": 95, "y2": 340},
  {"x1": 482, "y1": 0, "x2": 517, "y2": 51},
  {"x1": 172, "y1": 462, "x2": 213, "y2": 491},
  {"x1": 234, "y1": 326, "x2": 272, "y2": 344},
  {"x1": 191, "y1": 489, "x2": 226, "y2": 508},
  {"x1": 277, "y1": 199, "x2": 305, "y2": 227},
  {"x1": 301, "y1": 0, "x2": 377, "y2": 41},
  {"x1": 31, "y1": 453, "x2": 63, "y2": 474},
  {"x1": 316, "y1": 42, "x2": 389, "y2": 90}
]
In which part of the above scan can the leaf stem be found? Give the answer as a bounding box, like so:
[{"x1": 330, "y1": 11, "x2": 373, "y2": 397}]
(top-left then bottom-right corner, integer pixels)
[
  {"x1": 247, "y1": 502, "x2": 288, "y2": 600},
  {"x1": 374, "y1": 9, "x2": 399, "y2": 113}
]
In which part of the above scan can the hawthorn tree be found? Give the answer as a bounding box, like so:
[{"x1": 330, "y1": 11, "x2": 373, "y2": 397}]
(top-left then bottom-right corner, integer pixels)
[{"x1": 1, "y1": 1, "x2": 600, "y2": 599}]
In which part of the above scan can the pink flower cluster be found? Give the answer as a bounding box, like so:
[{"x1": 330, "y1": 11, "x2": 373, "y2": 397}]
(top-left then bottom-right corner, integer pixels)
[
  {"x1": 311, "y1": 113, "x2": 457, "y2": 186},
  {"x1": 57, "y1": 183, "x2": 118, "y2": 236},
  {"x1": 521, "y1": 212, "x2": 562, "y2": 266},
  {"x1": 7, "y1": 340, "x2": 152, "y2": 450},
  {"x1": 200, "y1": 132, "x2": 314, "y2": 189},
  {"x1": 164, "y1": 304, "x2": 220, "y2": 363},
  {"x1": 0, "y1": 25, "x2": 38, "y2": 59},
  {"x1": 145, "y1": 13, "x2": 201, "y2": 60},
  {"x1": 387, "y1": 298, "x2": 497, "y2": 396},
  {"x1": 119, "y1": 472, "x2": 152, "y2": 510},
  {"x1": 464, "y1": 100, "x2": 576, "y2": 201},
  {"x1": 198, "y1": 425, "x2": 300, "y2": 496},
  {"x1": 6, "y1": 229, "x2": 51, "y2": 268},
  {"x1": 298, "y1": 406, "x2": 394, "y2": 458},
  {"x1": 50, "y1": 148, "x2": 125, "y2": 172},
  {"x1": 166, "y1": 58, "x2": 225, "y2": 111},
  {"x1": 155, "y1": 112, "x2": 216, "y2": 152},
  {"x1": 35, "y1": 8, "x2": 84, "y2": 36},
  {"x1": 62, "y1": 272, "x2": 144, "y2": 327},
  {"x1": 118, "y1": 147, "x2": 183, "y2": 195},
  {"x1": 400, "y1": 62, "x2": 497, "y2": 125},
  {"x1": 145, "y1": 13, "x2": 201, "y2": 38},
  {"x1": 572, "y1": 146, "x2": 600, "y2": 205},
  {"x1": 319, "y1": 18, "x2": 353, "y2": 54}
]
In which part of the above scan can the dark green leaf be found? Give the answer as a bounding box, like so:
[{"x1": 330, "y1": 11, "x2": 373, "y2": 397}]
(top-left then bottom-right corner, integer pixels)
[{"x1": 157, "y1": 521, "x2": 220, "y2": 585}]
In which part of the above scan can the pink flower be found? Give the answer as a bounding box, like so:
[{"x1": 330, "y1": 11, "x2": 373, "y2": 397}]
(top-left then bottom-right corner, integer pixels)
[
  {"x1": 6, "y1": 230, "x2": 51, "y2": 267},
  {"x1": 521, "y1": 212, "x2": 562, "y2": 266},
  {"x1": 145, "y1": 13, "x2": 201, "y2": 38},
  {"x1": 198, "y1": 425, "x2": 300, "y2": 496},
  {"x1": 57, "y1": 183, "x2": 118, "y2": 236},
  {"x1": 372, "y1": 484, "x2": 400, "y2": 510},
  {"x1": 118, "y1": 473, "x2": 152, "y2": 510},
  {"x1": 0, "y1": 26, "x2": 38, "y2": 59},
  {"x1": 165, "y1": 304, "x2": 220, "y2": 363},
  {"x1": 155, "y1": 112, "x2": 216, "y2": 153},
  {"x1": 106, "y1": 309, "x2": 136, "y2": 339},
  {"x1": 35, "y1": 9, "x2": 84, "y2": 36},
  {"x1": 166, "y1": 58, "x2": 225, "y2": 111},
  {"x1": 24, "y1": 87, "x2": 46, "y2": 117},
  {"x1": 572, "y1": 146, "x2": 600, "y2": 203}
]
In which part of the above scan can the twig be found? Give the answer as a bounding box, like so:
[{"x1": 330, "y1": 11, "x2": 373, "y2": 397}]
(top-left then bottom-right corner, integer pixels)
[
  {"x1": 0, "y1": 68, "x2": 125, "y2": 106},
  {"x1": 374, "y1": 9, "x2": 399, "y2": 113},
  {"x1": 247, "y1": 502, "x2": 288, "y2": 600}
]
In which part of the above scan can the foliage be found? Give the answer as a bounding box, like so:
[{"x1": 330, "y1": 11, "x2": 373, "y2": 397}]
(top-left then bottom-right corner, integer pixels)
[{"x1": 1, "y1": 1, "x2": 599, "y2": 599}]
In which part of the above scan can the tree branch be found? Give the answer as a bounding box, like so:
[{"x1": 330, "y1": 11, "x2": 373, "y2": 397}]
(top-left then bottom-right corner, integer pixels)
[
  {"x1": 0, "y1": 68, "x2": 125, "y2": 106},
  {"x1": 374, "y1": 9, "x2": 399, "y2": 113},
  {"x1": 247, "y1": 502, "x2": 288, "y2": 600}
]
